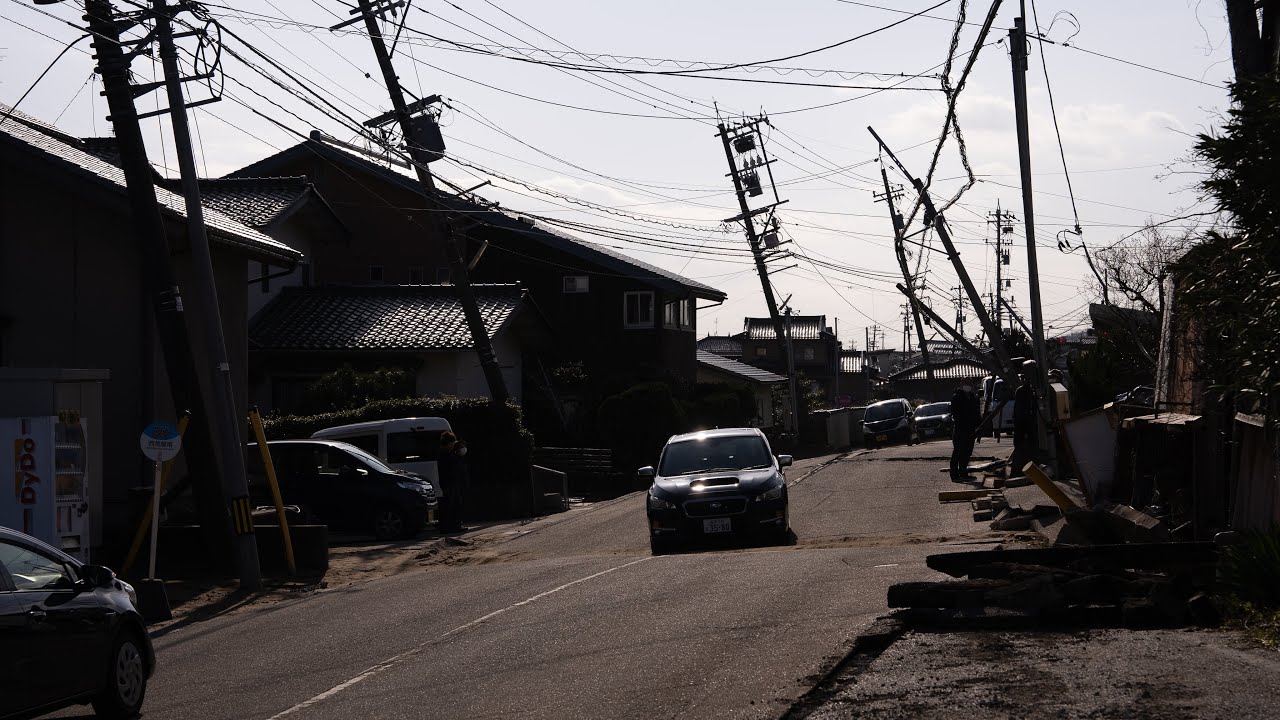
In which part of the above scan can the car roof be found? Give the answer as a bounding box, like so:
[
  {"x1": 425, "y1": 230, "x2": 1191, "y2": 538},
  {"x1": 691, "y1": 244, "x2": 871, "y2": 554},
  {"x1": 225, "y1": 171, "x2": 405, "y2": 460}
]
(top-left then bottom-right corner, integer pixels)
[
  {"x1": 868, "y1": 398, "x2": 908, "y2": 407},
  {"x1": 311, "y1": 417, "x2": 452, "y2": 437},
  {"x1": 666, "y1": 427, "x2": 766, "y2": 444},
  {"x1": 248, "y1": 439, "x2": 359, "y2": 449},
  {"x1": 0, "y1": 526, "x2": 78, "y2": 565}
]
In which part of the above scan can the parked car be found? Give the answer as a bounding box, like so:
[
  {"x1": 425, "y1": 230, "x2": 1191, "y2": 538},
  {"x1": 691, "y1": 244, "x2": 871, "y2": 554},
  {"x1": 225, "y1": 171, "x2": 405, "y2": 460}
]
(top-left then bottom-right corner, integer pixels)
[
  {"x1": 0, "y1": 526, "x2": 154, "y2": 720},
  {"x1": 862, "y1": 398, "x2": 918, "y2": 448},
  {"x1": 245, "y1": 439, "x2": 437, "y2": 540},
  {"x1": 311, "y1": 417, "x2": 453, "y2": 500},
  {"x1": 1115, "y1": 385, "x2": 1155, "y2": 407},
  {"x1": 642, "y1": 428, "x2": 792, "y2": 554},
  {"x1": 912, "y1": 401, "x2": 954, "y2": 439}
]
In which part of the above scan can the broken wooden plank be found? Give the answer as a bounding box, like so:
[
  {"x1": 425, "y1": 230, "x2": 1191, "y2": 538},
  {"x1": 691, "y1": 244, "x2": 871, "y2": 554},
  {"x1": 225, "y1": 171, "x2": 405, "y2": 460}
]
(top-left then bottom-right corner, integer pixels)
[
  {"x1": 925, "y1": 542, "x2": 1218, "y2": 578},
  {"x1": 939, "y1": 489, "x2": 991, "y2": 502},
  {"x1": 1024, "y1": 461, "x2": 1081, "y2": 512}
]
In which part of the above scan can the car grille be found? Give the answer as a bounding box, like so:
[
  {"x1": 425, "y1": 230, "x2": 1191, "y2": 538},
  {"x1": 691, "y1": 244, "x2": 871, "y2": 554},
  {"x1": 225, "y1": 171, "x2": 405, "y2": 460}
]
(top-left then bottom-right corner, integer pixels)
[
  {"x1": 684, "y1": 497, "x2": 748, "y2": 517},
  {"x1": 917, "y1": 419, "x2": 941, "y2": 428}
]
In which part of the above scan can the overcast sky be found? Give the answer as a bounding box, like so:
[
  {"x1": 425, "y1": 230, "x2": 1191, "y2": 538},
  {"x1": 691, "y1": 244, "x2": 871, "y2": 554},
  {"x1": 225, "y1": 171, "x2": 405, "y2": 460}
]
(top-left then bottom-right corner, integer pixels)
[{"x1": 2, "y1": 1, "x2": 1235, "y2": 348}]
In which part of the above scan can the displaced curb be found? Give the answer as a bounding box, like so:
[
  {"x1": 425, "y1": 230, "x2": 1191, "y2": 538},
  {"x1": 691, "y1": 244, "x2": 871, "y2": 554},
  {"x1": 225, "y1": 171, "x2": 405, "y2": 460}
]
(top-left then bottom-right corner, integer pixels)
[
  {"x1": 787, "y1": 451, "x2": 853, "y2": 488},
  {"x1": 779, "y1": 615, "x2": 907, "y2": 720}
]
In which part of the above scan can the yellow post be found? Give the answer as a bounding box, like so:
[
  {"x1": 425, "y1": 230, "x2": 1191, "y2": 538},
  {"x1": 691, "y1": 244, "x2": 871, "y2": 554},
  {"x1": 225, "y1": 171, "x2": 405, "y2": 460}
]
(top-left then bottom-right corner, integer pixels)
[
  {"x1": 1023, "y1": 461, "x2": 1080, "y2": 513},
  {"x1": 249, "y1": 406, "x2": 295, "y2": 576},
  {"x1": 121, "y1": 412, "x2": 189, "y2": 576}
]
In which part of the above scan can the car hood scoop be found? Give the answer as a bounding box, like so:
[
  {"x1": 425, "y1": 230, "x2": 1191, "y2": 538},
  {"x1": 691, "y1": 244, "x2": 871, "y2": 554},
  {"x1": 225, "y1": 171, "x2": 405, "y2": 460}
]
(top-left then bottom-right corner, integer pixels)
[{"x1": 689, "y1": 476, "x2": 739, "y2": 489}]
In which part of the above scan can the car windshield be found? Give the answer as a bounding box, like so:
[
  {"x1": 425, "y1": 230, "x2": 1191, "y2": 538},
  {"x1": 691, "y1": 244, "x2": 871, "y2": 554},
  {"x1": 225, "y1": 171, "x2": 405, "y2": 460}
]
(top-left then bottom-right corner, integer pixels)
[
  {"x1": 658, "y1": 435, "x2": 772, "y2": 476},
  {"x1": 864, "y1": 402, "x2": 905, "y2": 422},
  {"x1": 917, "y1": 403, "x2": 951, "y2": 417}
]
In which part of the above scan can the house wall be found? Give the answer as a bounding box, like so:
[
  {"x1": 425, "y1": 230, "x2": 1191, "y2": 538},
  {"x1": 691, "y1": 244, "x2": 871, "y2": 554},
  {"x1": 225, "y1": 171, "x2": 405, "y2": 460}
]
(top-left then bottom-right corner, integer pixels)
[
  {"x1": 1, "y1": 156, "x2": 257, "y2": 544},
  {"x1": 247, "y1": 219, "x2": 313, "y2": 320}
]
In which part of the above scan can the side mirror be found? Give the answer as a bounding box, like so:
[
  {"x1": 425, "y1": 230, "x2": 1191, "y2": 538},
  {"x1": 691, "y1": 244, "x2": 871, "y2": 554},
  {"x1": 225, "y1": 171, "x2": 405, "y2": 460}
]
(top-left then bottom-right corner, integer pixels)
[
  {"x1": 637, "y1": 466, "x2": 656, "y2": 479},
  {"x1": 78, "y1": 564, "x2": 116, "y2": 589},
  {"x1": 777, "y1": 455, "x2": 793, "y2": 468}
]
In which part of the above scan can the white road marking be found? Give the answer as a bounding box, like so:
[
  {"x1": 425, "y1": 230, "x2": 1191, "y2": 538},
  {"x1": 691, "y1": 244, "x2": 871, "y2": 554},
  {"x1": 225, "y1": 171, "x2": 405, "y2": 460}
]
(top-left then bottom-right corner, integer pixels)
[
  {"x1": 874, "y1": 563, "x2": 900, "y2": 568},
  {"x1": 265, "y1": 556, "x2": 654, "y2": 719}
]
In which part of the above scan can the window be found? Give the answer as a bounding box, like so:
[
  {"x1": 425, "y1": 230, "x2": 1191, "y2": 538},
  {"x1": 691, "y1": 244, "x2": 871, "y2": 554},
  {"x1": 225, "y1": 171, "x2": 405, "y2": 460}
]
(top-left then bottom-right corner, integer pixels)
[
  {"x1": 563, "y1": 275, "x2": 589, "y2": 294},
  {"x1": 335, "y1": 434, "x2": 380, "y2": 456},
  {"x1": 408, "y1": 266, "x2": 425, "y2": 285},
  {"x1": 623, "y1": 291, "x2": 654, "y2": 329},
  {"x1": 802, "y1": 347, "x2": 816, "y2": 361},
  {"x1": 259, "y1": 262, "x2": 271, "y2": 294},
  {"x1": 0, "y1": 542, "x2": 75, "y2": 591},
  {"x1": 755, "y1": 346, "x2": 768, "y2": 358},
  {"x1": 369, "y1": 265, "x2": 384, "y2": 284},
  {"x1": 681, "y1": 299, "x2": 693, "y2": 328},
  {"x1": 388, "y1": 430, "x2": 443, "y2": 463},
  {"x1": 664, "y1": 298, "x2": 695, "y2": 330}
]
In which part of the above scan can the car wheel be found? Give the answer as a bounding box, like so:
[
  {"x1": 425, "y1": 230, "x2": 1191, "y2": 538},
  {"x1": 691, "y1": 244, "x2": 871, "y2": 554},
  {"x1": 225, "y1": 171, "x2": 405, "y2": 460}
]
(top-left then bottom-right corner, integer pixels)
[
  {"x1": 650, "y1": 535, "x2": 676, "y2": 555},
  {"x1": 92, "y1": 630, "x2": 147, "y2": 719},
  {"x1": 373, "y1": 506, "x2": 409, "y2": 540}
]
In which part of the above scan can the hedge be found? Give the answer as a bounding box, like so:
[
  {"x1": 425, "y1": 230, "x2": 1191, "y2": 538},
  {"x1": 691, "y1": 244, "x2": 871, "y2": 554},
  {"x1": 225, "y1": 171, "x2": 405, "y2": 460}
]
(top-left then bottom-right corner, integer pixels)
[{"x1": 263, "y1": 397, "x2": 534, "y2": 517}]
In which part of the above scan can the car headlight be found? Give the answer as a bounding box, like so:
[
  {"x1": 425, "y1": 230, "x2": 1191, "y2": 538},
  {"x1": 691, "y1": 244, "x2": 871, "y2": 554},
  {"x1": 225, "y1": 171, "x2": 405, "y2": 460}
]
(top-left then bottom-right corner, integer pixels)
[
  {"x1": 120, "y1": 580, "x2": 138, "y2": 608},
  {"x1": 758, "y1": 483, "x2": 784, "y2": 502},
  {"x1": 397, "y1": 480, "x2": 430, "y2": 494},
  {"x1": 648, "y1": 492, "x2": 677, "y2": 511}
]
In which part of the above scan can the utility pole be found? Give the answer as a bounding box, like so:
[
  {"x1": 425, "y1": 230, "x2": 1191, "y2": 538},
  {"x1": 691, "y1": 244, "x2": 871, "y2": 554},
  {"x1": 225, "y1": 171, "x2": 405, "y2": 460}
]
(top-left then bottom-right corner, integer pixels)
[
  {"x1": 900, "y1": 303, "x2": 912, "y2": 354},
  {"x1": 987, "y1": 202, "x2": 1015, "y2": 332},
  {"x1": 875, "y1": 164, "x2": 932, "y2": 379},
  {"x1": 715, "y1": 113, "x2": 798, "y2": 439},
  {"x1": 869, "y1": 127, "x2": 1017, "y2": 384},
  {"x1": 343, "y1": 0, "x2": 509, "y2": 403},
  {"x1": 153, "y1": 0, "x2": 261, "y2": 590},
  {"x1": 1009, "y1": 11, "x2": 1049, "y2": 383},
  {"x1": 952, "y1": 286, "x2": 967, "y2": 338},
  {"x1": 84, "y1": 0, "x2": 236, "y2": 578}
]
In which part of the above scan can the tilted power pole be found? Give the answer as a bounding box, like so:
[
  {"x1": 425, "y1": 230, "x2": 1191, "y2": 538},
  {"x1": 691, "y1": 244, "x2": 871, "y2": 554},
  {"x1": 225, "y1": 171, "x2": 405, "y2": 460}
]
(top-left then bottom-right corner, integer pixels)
[
  {"x1": 1009, "y1": 13, "x2": 1049, "y2": 383},
  {"x1": 342, "y1": 0, "x2": 509, "y2": 403},
  {"x1": 84, "y1": 0, "x2": 238, "y2": 579},
  {"x1": 153, "y1": 0, "x2": 261, "y2": 590},
  {"x1": 875, "y1": 163, "x2": 932, "y2": 379}
]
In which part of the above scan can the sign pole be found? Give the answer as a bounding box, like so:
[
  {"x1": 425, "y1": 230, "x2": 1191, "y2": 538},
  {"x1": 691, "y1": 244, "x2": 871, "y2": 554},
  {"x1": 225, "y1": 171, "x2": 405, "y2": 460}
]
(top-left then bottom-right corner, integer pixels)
[{"x1": 148, "y1": 460, "x2": 162, "y2": 580}]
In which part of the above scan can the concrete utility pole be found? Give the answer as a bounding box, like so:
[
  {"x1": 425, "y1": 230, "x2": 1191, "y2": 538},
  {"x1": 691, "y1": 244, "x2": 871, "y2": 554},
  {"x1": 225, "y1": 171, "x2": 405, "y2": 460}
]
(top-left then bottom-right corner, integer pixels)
[
  {"x1": 869, "y1": 127, "x2": 1017, "y2": 385},
  {"x1": 715, "y1": 115, "x2": 799, "y2": 439},
  {"x1": 987, "y1": 202, "x2": 1015, "y2": 332},
  {"x1": 153, "y1": 0, "x2": 261, "y2": 590},
  {"x1": 84, "y1": 0, "x2": 235, "y2": 574},
  {"x1": 1008, "y1": 13, "x2": 1050, "y2": 385},
  {"x1": 875, "y1": 164, "x2": 932, "y2": 379},
  {"x1": 345, "y1": 0, "x2": 509, "y2": 403}
]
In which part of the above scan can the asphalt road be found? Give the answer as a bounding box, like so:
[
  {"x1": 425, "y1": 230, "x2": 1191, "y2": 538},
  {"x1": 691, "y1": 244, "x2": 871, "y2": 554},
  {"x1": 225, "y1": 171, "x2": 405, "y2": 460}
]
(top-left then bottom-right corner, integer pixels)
[{"x1": 49, "y1": 440, "x2": 990, "y2": 720}]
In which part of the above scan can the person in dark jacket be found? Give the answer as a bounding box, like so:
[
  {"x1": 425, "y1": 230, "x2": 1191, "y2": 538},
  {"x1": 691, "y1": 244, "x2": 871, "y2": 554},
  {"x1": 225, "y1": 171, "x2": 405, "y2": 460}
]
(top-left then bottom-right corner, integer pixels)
[
  {"x1": 949, "y1": 382, "x2": 980, "y2": 481},
  {"x1": 437, "y1": 432, "x2": 470, "y2": 533},
  {"x1": 1013, "y1": 360, "x2": 1039, "y2": 461}
]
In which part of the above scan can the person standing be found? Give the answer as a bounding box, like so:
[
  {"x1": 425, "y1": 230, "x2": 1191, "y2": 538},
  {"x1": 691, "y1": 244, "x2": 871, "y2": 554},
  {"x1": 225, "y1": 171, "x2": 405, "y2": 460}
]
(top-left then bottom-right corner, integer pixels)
[
  {"x1": 1013, "y1": 360, "x2": 1039, "y2": 467},
  {"x1": 437, "y1": 432, "x2": 470, "y2": 533},
  {"x1": 949, "y1": 382, "x2": 980, "y2": 482}
]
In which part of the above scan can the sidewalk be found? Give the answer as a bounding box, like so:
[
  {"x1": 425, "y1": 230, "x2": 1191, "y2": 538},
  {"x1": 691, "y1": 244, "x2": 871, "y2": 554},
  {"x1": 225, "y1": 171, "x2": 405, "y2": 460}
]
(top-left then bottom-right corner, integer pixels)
[{"x1": 789, "y1": 621, "x2": 1280, "y2": 720}]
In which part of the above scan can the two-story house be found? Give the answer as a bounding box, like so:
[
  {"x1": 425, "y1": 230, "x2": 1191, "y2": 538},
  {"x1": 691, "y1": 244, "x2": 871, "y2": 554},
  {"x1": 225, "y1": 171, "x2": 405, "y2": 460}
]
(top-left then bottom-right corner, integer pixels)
[{"x1": 741, "y1": 316, "x2": 840, "y2": 401}]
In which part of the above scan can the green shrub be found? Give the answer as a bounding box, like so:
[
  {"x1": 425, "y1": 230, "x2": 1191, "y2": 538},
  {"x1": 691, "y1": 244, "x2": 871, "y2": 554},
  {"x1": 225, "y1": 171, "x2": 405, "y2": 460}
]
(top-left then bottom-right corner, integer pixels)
[
  {"x1": 1220, "y1": 528, "x2": 1280, "y2": 608},
  {"x1": 264, "y1": 396, "x2": 534, "y2": 516},
  {"x1": 598, "y1": 382, "x2": 687, "y2": 470},
  {"x1": 686, "y1": 383, "x2": 757, "y2": 430},
  {"x1": 297, "y1": 365, "x2": 415, "y2": 414}
]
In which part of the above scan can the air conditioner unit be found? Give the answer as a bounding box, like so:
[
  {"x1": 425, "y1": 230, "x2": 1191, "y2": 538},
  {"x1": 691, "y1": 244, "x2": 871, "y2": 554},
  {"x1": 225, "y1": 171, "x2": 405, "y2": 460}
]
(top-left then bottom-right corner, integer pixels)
[{"x1": 563, "y1": 275, "x2": 589, "y2": 294}]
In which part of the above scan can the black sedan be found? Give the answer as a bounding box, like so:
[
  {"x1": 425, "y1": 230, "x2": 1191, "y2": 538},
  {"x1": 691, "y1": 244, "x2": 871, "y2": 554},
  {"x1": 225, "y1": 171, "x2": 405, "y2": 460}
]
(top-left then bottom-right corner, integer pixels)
[
  {"x1": 912, "y1": 401, "x2": 955, "y2": 440},
  {"x1": 862, "y1": 398, "x2": 919, "y2": 448},
  {"x1": 642, "y1": 428, "x2": 792, "y2": 554},
  {"x1": 0, "y1": 527, "x2": 154, "y2": 720}
]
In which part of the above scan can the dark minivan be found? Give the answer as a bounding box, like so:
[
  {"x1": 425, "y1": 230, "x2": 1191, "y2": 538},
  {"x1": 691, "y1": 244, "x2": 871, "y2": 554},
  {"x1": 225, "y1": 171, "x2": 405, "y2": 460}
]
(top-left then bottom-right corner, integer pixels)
[
  {"x1": 862, "y1": 398, "x2": 918, "y2": 448},
  {"x1": 0, "y1": 526, "x2": 154, "y2": 720},
  {"x1": 246, "y1": 439, "x2": 437, "y2": 540}
]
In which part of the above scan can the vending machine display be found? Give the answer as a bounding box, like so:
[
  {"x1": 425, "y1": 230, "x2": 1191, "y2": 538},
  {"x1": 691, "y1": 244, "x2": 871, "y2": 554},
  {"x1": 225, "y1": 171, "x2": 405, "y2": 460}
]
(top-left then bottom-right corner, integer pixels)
[{"x1": 3, "y1": 414, "x2": 91, "y2": 561}]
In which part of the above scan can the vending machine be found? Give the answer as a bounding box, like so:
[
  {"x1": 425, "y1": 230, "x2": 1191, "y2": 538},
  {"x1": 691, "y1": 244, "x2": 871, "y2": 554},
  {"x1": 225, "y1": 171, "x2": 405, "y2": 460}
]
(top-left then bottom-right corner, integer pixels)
[{"x1": 3, "y1": 414, "x2": 91, "y2": 561}]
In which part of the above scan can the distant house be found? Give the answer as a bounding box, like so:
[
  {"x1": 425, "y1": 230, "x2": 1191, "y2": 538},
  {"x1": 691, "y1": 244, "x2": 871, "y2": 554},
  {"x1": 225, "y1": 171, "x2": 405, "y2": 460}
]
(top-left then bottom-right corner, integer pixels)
[
  {"x1": 230, "y1": 136, "x2": 725, "y2": 392},
  {"x1": 695, "y1": 350, "x2": 786, "y2": 428},
  {"x1": 248, "y1": 284, "x2": 547, "y2": 411},
  {"x1": 838, "y1": 351, "x2": 873, "y2": 407},
  {"x1": 0, "y1": 105, "x2": 301, "y2": 549},
  {"x1": 741, "y1": 316, "x2": 840, "y2": 400},
  {"x1": 697, "y1": 334, "x2": 745, "y2": 360},
  {"x1": 884, "y1": 357, "x2": 988, "y2": 401}
]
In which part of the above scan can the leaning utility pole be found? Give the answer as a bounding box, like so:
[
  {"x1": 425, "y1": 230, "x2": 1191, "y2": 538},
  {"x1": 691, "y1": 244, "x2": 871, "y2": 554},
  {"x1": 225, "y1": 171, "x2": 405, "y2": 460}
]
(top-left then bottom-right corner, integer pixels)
[
  {"x1": 875, "y1": 164, "x2": 932, "y2": 379},
  {"x1": 715, "y1": 114, "x2": 799, "y2": 438},
  {"x1": 342, "y1": 0, "x2": 509, "y2": 403},
  {"x1": 153, "y1": 0, "x2": 261, "y2": 590},
  {"x1": 869, "y1": 127, "x2": 1017, "y2": 384},
  {"x1": 1009, "y1": 11, "x2": 1049, "y2": 384},
  {"x1": 84, "y1": 0, "x2": 236, "y2": 577}
]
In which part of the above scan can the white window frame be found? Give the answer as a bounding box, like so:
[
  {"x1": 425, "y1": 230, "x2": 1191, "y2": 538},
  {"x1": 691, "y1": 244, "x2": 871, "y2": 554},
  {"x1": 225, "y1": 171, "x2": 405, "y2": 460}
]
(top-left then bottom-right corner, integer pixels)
[
  {"x1": 623, "y1": 291, "x2": 655, "y2": 329},
  {"x1": 563, "y1": 275, "x2": 590, "y2": 294}
]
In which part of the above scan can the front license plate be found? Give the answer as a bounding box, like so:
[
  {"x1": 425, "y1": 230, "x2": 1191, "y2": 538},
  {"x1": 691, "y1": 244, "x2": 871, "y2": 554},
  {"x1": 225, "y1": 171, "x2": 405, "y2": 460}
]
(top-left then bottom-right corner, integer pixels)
[
  {"x1": 703, "y1": 518, "x2": 732, "y2": 534},
  {"x1": 876, "y1": 434, "x2": 889, "y2": 442},
  {"x1": 923, "y1": 428, "x2": 935, "y2": 436}
]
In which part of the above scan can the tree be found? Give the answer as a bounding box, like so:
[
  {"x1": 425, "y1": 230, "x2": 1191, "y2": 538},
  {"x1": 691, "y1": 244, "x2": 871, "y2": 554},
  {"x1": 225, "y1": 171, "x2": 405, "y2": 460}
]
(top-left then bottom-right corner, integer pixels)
[
  {"x1": 1225, "y1": 0, "x2": 1280, "y2": 81},
  {"x1": 299, "y1": 365, "x2": 415, "y2": 414},
  {"x1": 1087, "y1": 227, "x2": 1193, "y2": 318}
]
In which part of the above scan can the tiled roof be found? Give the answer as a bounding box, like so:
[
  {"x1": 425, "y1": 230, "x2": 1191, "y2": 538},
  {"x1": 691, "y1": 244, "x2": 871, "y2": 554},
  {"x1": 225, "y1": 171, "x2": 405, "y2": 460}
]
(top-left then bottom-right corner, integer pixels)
[
  {"x1": 696, "y1": 351, "x2": 785, "y2": 384},
  {"x1": 0, "y1": 105, "x2": 301, "y2": 266},
  {"x1": 160, "y1": 177, "x2": 310, "y2": 229},
  {"x1": 744, "y1": 315, "x2": 831, "y2": 341},
  {"x1": 697, "y1": 334, "x2": 743, "y2": 358},
  {"x1": 887, "y1": 358, "x2": 990, "y2": 382},
  {"x1": 229, "y1": 136, "x2": 725, "y2": 300},
  {"x1": 249, "y1": 284, "x2": 524, "y2": 352}
]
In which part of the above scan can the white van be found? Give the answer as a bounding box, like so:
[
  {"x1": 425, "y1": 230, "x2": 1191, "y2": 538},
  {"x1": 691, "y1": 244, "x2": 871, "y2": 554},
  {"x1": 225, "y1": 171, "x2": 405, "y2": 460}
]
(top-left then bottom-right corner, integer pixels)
[
  {"x1": 981, "y1": 376, "x2": 1016, "y2": 437},
  {"x1": 311, "y1": 417, "x2": 453, "y2": 498}
]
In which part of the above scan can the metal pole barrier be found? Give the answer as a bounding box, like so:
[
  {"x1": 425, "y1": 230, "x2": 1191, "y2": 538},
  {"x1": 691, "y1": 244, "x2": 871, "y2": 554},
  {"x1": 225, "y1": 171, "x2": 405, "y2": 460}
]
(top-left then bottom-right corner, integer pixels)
[{"x1": 249, "y1": 407, "x2": 295, "y2": 576}]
